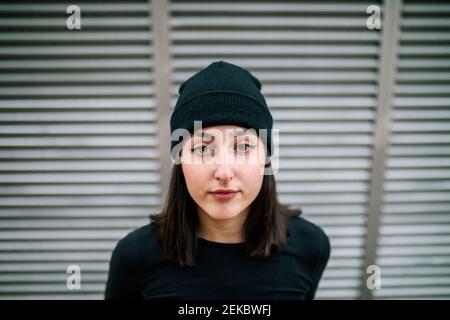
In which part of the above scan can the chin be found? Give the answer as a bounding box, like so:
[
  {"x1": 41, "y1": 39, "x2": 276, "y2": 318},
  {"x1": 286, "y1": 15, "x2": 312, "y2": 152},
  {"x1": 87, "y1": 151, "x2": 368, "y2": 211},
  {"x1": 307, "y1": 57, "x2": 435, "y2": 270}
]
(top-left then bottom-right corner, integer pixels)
[{"x1": 202, "y1": 207, "x2": 244, "y2": 221}]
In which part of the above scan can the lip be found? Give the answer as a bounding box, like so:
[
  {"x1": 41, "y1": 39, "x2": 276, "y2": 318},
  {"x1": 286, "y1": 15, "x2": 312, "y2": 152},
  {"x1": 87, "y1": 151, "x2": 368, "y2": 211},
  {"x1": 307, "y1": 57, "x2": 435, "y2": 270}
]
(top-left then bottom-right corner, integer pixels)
[{"x1": 209, "y1": 189, "x2": 239, "y2": 201}]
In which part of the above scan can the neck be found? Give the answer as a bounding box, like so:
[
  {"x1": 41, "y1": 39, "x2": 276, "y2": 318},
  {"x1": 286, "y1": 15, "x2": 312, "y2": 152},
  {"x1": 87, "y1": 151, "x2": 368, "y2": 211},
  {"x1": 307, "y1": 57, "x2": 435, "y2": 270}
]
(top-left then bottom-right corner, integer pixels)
[{"x1": 196, "y1": 206, "x2": 249, "y2": 243}]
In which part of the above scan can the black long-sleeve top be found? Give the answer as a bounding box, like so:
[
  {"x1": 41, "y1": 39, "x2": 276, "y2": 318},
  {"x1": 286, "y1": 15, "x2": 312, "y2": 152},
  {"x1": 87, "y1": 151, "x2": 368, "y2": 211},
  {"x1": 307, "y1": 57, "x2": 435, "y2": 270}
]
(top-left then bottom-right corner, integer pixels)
[{"x1": 105, "y1": 215, "x2": 331, "y2": 300}]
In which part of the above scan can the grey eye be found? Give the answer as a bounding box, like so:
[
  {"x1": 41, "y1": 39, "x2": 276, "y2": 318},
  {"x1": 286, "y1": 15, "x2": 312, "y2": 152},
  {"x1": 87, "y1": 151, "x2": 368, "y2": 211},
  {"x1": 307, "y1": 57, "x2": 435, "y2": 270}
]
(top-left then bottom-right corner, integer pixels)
[
  {"x1": 236, "y1": 143, "x2": 255, "y2": 152},
  {"x1": 192, "y1": 145, "x2": 214, "y2": 154}
]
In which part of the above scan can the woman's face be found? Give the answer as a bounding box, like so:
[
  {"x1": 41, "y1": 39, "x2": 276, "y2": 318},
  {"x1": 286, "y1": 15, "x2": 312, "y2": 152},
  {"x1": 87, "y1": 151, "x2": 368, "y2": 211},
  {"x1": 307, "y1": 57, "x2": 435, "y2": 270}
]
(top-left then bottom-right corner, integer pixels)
[{"x1": 180, "y1": 125, "x2": 267, "y2": 222}]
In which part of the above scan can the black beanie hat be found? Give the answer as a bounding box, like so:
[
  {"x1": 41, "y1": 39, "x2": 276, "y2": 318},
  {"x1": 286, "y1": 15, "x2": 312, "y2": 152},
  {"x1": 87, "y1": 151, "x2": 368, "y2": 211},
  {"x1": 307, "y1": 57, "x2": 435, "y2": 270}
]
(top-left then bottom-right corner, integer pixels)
[{"x1": 170, "y1": 60, "x2": 273, "y2": 157}]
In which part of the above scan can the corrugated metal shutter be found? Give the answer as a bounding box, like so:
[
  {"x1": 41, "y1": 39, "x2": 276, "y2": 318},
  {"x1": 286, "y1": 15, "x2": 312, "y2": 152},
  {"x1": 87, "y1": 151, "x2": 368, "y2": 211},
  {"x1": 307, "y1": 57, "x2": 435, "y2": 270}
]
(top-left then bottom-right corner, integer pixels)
[
  {"x1": 375, "y1": 1, "x2": 450, "y2": 299},
  {"x1": 2, "y1": 0, "x2": 449, "y2": 301},
  {"x1": 169, "y1": 0, "x2": 383, "y2": 299},
  {"x1": 0, "y1": 1, "x2": 161, "y2": 299}
]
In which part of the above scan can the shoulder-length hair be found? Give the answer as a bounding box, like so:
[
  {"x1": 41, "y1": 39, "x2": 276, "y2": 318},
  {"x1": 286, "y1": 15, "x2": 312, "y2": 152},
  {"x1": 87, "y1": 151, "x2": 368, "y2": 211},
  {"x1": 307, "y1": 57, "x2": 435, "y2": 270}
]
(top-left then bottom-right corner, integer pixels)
[{"x1": 150, "y1": 161, "x2": 301, "y2": 267}]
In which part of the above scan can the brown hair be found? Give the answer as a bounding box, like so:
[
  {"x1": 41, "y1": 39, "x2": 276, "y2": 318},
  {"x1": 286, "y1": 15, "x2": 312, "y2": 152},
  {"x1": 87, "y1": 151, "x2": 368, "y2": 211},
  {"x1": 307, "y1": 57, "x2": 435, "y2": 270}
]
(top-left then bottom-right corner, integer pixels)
[{"x1": 150, "y1": 162, "x2": 301, "y2": 267}]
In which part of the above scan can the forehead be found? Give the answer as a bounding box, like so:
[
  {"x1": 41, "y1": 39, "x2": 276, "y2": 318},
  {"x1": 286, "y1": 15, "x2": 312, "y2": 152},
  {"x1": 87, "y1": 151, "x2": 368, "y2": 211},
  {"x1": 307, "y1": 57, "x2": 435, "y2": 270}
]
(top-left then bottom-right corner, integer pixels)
[{"x1": 193, "y1": 125, "x2": 257, "y2": 139}]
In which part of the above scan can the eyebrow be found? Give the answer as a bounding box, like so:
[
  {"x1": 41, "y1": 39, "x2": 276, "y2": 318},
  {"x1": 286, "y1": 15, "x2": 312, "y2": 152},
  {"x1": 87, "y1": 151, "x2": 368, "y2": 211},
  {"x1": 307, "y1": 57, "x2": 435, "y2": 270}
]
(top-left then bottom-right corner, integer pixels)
[
  {"x1": 199, "y1": 132, "x2": 214, "y2": 139},
  {"x1": 196, "y1": 130, "x2": 255, "y2": 140},
  {"x1": 232, "y1": 130, "x2": 258, "y2": 138}
]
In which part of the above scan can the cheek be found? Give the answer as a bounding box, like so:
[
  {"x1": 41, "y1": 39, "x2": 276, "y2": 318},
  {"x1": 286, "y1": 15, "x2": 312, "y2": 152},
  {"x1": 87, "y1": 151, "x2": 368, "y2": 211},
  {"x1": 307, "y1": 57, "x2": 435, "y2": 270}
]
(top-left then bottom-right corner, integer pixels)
[
  {"x1": 242, "y1": 166, "x2": 264, "y2": 195},
  {"x1": 181, "y1": 164, "x2": 207, "y2": 198}
]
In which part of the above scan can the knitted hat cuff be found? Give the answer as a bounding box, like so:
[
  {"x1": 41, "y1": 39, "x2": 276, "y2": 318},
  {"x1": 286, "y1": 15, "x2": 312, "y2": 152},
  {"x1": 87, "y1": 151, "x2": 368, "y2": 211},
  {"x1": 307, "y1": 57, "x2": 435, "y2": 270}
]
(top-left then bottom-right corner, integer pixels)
[
  {"x1": 169, "y1": 60, "x2": 274, "y2": 158},
  {"x1": 170, "y1": 91, "x2": 273, "y2": 154}
]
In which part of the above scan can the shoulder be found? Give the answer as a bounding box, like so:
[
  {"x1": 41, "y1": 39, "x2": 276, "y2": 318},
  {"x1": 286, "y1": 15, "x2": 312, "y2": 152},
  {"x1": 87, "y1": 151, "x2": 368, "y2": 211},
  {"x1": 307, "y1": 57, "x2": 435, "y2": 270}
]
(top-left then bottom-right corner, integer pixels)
[
  {"x1": 110, "y1": 222, "x2": 161, "y2": 268},
  {"x1": 115, "y1": 222, "x2": 156, "y2": 249},
  {"x1": 285, "y1": 215, "x2": 331, "y2": 262},
  {"x1": 285, "y1": 215, "x2": 328, "y2": 242},
  {"x1": 124, "y1": 222, "x2": 158, "y2": 246}
]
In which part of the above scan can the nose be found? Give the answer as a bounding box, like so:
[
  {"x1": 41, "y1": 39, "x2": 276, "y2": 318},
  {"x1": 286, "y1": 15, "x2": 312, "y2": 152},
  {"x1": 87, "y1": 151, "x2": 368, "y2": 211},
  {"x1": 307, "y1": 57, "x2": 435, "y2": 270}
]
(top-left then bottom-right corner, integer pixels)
[
  {"x1": 214, "y1": 164, "x2": 234, "y2": 184},
  {"x1": 213, "y1": 147, "x2": 234, "y2": 184}
]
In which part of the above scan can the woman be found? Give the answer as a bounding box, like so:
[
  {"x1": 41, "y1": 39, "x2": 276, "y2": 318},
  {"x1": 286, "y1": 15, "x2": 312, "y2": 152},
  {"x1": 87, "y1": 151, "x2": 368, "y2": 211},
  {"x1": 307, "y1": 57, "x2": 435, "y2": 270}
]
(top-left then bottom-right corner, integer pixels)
[{"x1": 105, "y1": 61, "x2": 330, "y2": 300}]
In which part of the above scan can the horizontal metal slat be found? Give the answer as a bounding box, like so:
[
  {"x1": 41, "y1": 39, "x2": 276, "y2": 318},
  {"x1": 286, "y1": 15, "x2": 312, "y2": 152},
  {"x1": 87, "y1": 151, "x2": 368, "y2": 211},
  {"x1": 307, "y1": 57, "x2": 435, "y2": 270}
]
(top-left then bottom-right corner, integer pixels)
[
  {"x1": 0, "y1": 3, "x2": 149, "y2": 13},
  {"x1": 0, "y1": 59, "x2": 153, "y2": 70},
  {"x1": 0, "y1": 172, "x2": 160, "y2": 184},
  {"x1": 0, "y1": 149, "x2": 159, "y2": 161},
  {"x1": 0, "y1": 72, "x2": 153, "y2": 83},
  {"x1": 0, "y1": 111, "x2": 157, "y2": 122},
  {"x1": 0, "y1": 98, "x2": 155, "y2": 109},
  {"x1": 171, "y1": 44, "x2": 378, "y2": 56},
  {"x1": 0, "y1": 207, "x2": 157, "y2": 219},
  {"x1": 0, "y1": 31, "x2": 152, "y2": 42},
  {"x1": 171, "y1": 30, "x2": 379, "y2": 42},
  {"x1": 171, "y1": 3, "x2": 375, "y2": 14},
  {"x1": 0, "y1": 124, "x2": 158, "y2": 135},
  {"x1": 0, "y1": 86, "x2": 154, "y2": 97},
  {"x1": 276, "y1": 170, "x2": 370, "y2": 181},
  {"x1": 171, "y1": 17, "x2": 370, "y2": 28},
  {"x1": 172, "y1": 57, "x2": 378, "y2": 69},
  {"x1": 0, "y1": 136, "x2": 158, "y2": 147},
  {"x1": 0, "y1": 196, "x2": 161, "y2": 207},
  {"x1": 0, "y1": 46, "x2": 153, "y2": 56},
  {"x1": 0, "y1": 17, "x2": 151, "y2": 28},
  {"x1": 0, "y1": 184, "x2": 160, "y2": 195}
]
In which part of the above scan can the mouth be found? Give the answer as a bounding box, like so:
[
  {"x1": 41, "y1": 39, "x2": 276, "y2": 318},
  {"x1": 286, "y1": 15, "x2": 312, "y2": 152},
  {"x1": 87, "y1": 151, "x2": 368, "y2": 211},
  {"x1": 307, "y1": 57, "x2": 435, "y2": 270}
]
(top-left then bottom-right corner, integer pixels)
[{"x1": 209, "y1": 191, "x2": 239, "y2": 201}]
